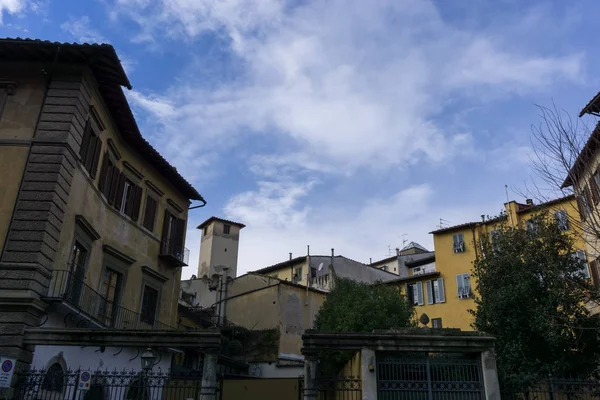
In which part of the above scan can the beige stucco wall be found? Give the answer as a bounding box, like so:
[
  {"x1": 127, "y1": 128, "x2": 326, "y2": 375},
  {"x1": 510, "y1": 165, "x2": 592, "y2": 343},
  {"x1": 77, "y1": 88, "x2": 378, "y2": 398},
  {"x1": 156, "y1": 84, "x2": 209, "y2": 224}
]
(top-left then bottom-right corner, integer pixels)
[
  {"x1": 224, "y1": 275, "x2": 326, "y2": 358},
  {"x1": 43, "y1": 72, "x2": 191, "y2": 327},
  {"x1": 0, "y1": 71, "x2": 46, "y2": 253},
  {"x1": 198, "y1": 220, "x2": 242, "y2": 278}
]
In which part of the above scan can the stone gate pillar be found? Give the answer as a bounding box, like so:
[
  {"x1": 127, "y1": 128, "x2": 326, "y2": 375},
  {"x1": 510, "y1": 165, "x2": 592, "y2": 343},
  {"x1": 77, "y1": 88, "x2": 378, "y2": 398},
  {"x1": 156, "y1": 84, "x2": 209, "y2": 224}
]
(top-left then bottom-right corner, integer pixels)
[
  {"x1": 303, "y1": 353, "x2": 318, "y2": 400},
  {"x1": 199, "y1": 352, "x2": 219, "y2": 400},
  {"x1": 481, "y1": 349, "x2": 501, "y2": 400}
]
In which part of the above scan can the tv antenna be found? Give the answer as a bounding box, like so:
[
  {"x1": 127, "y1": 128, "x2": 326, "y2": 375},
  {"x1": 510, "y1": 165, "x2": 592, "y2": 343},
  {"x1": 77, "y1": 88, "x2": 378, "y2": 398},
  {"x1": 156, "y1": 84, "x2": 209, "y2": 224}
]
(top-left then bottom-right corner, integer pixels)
[
  {"x1": 401, "y1": 234, "x2": 408, "y2": 248},
  {"x1": 437, "y1": 218, "x2": 450, "y2": 229}
]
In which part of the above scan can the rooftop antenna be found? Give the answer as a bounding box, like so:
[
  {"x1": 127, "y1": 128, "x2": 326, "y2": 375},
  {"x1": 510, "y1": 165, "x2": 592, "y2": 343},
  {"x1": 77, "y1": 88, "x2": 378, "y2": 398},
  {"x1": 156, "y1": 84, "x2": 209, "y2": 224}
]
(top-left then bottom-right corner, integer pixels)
[
  {"x1": 505, "y1": 184, "x2": 514, "y2": 227},
  {"x1": 388, "y1": 245, "x2": 392, "y2": 256},
  {"x1": 402, "y1": 234, "x2": 408, "y2": 248},
  {"x1": 437, "y1": 218, "x2": 450, "y2": 229}
]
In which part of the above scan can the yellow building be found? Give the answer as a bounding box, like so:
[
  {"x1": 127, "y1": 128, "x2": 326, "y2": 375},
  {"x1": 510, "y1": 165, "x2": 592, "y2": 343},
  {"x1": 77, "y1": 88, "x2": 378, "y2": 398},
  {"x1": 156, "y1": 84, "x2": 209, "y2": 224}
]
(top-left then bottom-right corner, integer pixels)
[
  {"x1": 387, "y1": 196, "x2": 587, "y2": 331},
  {"x1": 0, "y1": 39, "x2": 204, "y2": 373}
]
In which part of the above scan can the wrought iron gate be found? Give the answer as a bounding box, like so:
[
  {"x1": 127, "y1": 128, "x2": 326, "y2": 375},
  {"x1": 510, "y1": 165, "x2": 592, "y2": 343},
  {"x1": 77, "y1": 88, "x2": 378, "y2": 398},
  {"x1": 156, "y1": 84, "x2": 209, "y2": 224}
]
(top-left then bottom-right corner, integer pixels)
[{"x1": 377, "y1": 352, "x2": 485, "y2": 400}]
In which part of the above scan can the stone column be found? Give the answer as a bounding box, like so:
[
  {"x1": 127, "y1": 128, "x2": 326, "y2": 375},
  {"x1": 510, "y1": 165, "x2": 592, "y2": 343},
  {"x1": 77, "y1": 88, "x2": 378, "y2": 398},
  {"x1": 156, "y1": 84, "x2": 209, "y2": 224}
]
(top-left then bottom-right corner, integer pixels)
[
  {"x1": 481, "y1": 349, "x2": 501, "y2": 400},
  {"x1": 0, "y1": 71, "x2": 91, "y2": 382},
  {"x1": 303, "y1": 353, "x2": 318, "y2": 400},
  {"x1": 199, "y1": 352, "x2": 219, "y2": 400},
  {"x1": 360, "y1": 348, "x2": 377, "y2": 400}
]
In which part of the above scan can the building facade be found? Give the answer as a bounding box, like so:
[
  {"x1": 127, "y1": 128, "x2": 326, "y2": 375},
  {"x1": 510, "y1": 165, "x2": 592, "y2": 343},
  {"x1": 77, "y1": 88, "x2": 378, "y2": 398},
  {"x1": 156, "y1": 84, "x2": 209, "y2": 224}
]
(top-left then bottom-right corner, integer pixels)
[
  {"x1": 0, "y1": 39, "x2": 204, "y2": 376},
  {"x1": 390, "y1": 196, "x2": 586, "y2": 331}
]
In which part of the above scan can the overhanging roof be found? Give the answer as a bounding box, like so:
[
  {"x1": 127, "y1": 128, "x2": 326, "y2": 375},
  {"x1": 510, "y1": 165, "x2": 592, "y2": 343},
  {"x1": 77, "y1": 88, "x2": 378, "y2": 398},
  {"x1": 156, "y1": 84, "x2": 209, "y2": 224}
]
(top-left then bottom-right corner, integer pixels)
[{"x1": 0, "y1": 38, "x2": 204, "y2": 201}]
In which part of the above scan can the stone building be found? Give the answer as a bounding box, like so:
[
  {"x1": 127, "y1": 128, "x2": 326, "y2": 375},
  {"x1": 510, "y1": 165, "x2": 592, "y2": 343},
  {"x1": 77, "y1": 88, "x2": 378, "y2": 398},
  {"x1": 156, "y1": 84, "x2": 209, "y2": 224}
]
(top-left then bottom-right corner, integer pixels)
[{"x1": 0, "y1": 39, "x2": 207, "y2": 377}]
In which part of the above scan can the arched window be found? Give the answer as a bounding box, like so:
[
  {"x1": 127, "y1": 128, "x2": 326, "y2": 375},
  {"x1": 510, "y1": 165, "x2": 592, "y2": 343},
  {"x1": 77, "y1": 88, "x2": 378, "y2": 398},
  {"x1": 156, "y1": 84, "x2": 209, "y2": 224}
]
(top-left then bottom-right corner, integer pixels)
[{"x1": 41, "y1": 363, "x2": 64, "y2": 392}]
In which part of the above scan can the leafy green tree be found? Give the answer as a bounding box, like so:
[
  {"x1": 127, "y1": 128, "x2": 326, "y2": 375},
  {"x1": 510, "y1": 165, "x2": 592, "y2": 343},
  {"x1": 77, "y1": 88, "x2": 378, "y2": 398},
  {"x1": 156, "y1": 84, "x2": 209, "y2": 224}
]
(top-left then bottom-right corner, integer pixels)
[
  {"x1": 471, "y1": 214, "x2": 600, "y2": 391},
  {"x1": 314, "y1": 278, "x2": 414, "y2": 375}
]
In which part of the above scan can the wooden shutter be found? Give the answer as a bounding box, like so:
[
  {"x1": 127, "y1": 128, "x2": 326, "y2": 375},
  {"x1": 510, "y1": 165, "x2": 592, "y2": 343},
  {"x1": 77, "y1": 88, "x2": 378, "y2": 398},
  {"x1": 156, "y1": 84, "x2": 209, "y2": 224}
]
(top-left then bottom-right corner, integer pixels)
[
  {"x1": 80, "y1": 120, "x2": 91, "y2": 160},
  {"x1": 89, "y1": 136, "x2": 102, "y2": 178},
  {"x1": 130, "y1": 185, "x2": 143, "y2": 221},
  {"x1": 114, "y1": 174, "x2": 126, "y2": 210},
  {"x1": 426, "y1": 281, "x2": 433, "y2": 304},
  {"x1": 161, "y1": 210, "x2": 172, "y2": 252},
  {"x1": 590, "y1": 177, "x2": 600, "y2": 205},
  {"x1": 108, "y1": 168, "x2": 120, "y2": 205},
  {"x1": 143, "y1": 196, "x2": 158, "y2": 231},
  {"x1": 416, "y1": 282, "x2": 424, "y2": 306},
  {"x1": 174, "y1": 217, "x2": 186, "y2": 254},
  {"x1": 437, "y1": 278, "x2": 445, "y2": 303},
  {"x1": 98, "y1": 152, "x2": 110, "y2": 193}
]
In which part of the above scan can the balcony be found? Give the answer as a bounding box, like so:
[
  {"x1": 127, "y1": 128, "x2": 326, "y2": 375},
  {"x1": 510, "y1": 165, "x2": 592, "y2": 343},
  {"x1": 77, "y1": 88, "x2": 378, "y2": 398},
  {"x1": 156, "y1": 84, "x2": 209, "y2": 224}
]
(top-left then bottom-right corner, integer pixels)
[
  {"x1": 159, "y1": 238, "x2": 189, "y2": 267},
  {"x1": 44, "y1": 269, "x2": 174, "y2": 330}
]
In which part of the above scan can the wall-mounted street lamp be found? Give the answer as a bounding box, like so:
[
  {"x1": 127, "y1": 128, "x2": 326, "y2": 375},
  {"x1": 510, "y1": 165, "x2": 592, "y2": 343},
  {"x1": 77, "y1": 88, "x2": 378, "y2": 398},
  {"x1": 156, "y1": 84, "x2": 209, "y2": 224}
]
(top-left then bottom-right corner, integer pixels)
[{"x1": 141, "y1": 348, "x2": 156, "y2": 372}]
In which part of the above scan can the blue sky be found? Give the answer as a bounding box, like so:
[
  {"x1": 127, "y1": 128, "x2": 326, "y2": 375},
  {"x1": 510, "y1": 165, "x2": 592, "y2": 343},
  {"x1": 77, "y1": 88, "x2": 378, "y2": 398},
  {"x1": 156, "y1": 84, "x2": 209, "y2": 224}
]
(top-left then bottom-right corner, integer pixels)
[{"x1": 2, "y1": 0, "x2": 600, "y2": 277}]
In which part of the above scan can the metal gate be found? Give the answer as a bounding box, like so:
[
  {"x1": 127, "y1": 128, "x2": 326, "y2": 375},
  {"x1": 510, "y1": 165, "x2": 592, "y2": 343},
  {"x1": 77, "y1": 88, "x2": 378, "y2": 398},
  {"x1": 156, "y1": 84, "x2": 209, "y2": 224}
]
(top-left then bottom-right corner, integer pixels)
[{"x1": 377, "y1": 352, "x2": 485, "y2": 400}]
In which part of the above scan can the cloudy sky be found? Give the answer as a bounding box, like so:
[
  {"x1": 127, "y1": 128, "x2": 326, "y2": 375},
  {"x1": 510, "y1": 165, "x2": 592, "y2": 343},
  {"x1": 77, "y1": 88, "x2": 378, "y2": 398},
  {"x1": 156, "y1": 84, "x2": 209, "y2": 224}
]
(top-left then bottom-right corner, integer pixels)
[{"x1": 3, "y1": 0, "x2": 600, "y2": 277}]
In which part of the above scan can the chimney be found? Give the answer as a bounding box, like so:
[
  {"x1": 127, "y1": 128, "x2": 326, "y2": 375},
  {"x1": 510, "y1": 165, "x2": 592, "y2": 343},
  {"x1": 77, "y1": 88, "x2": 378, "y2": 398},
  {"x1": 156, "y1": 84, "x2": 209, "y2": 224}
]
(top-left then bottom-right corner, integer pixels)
[
  {"x1": 481, "y1": 215, "x2": 485, "y2": 222},
  {"x1": 526, "y1": 199, "x2": 534, "y2": 206},
  {"x1": 331, "y1": 248, "x2": 335, "y2": 268},
  {"x1": 289, "y1": 252, "x2": 292, "y2": 260},
  {"x1": 369, "y1": 257, "x2": 372, "y2": 265}
]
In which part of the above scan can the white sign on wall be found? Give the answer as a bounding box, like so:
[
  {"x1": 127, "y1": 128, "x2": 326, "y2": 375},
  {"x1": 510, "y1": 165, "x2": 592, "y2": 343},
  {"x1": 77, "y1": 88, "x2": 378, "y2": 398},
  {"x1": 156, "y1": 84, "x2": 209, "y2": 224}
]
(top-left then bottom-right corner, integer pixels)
[
  {"x1": 0, "y1": 357, "x2": 16, "y2": 388},
  {"x1": 78, "y1": 370, "x2": 92, "y2": 391}
]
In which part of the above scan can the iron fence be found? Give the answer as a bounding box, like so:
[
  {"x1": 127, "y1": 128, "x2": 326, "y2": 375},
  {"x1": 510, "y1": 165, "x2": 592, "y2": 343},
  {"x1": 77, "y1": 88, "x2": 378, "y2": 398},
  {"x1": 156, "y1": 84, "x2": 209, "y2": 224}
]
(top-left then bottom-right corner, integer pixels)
[
  {"x1": 14, "y1": 368, "x2": 218, "y2": 400},
  {"x1": 299, "y1": 376, "x2": 362, "y2": 400},
  {"x1": 377, "y1": 352, "x2": 485, "y2": 400},
  {"x1": 502, "y1": 379, "x2": 600, "y2": 399},
  {"x1": 46, "y1": 269, "x2": 174, "y2": 330},
  {"x1": 159, "y1": 239, "x2": 189, "y2": 266}
]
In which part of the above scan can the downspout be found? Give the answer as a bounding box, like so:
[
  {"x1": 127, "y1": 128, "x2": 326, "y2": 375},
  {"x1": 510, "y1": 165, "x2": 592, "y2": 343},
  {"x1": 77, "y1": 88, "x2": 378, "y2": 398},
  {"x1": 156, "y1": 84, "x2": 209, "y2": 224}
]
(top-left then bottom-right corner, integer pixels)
[
  {"x1": 471, "y1": 225, "x2": 479, "y2": 260},
  {"x1": 222, "y1": 268, "x2": 229, "y2": 325}
]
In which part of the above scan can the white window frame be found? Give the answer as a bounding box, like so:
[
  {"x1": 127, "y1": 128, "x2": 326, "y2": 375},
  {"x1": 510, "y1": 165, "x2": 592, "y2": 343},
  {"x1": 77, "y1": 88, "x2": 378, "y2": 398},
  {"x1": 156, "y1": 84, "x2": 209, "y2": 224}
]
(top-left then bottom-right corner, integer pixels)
[
  {"x1": 571, "y1": 250, "x2": 591, "y2": 279},
  {"x1": 407, "y1": 282, "x2": 424, "y2": 306},
  {"x1": 426, "y1": 279, "x2": 445, "y2": 304},
  {"x1": 456, "y1": 273, "x2": 471, "y2": 298},
  {"x1": 554, "y1": 209, "x2": 569, "y2": 232},
  {"x1": 453, "y1": 234, "x2": 465, "y2": 253}
]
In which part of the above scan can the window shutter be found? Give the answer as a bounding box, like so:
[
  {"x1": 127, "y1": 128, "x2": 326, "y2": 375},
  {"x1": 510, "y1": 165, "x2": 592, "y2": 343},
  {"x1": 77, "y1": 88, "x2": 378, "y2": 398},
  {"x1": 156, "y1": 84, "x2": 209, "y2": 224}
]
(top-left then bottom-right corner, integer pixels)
[
  {"x1": 108, "y1": 167, "x2": 121, "y2": 205},
  {"x1": 417, "y1": 282, "x2": 424, "y2": 306},
  {"x1": 89, "y1": 136, "x2": 102, "y2": 178},
  {"x1": 80, "y1": 120, "x2": 91, "y2": 160},
  {"x1": 576, "y1": 195, "x2": 586, "y2": 221},
  {"x1": 143, "y1": 196, "x2": 157, "y2": 231},
  {"x1": 174, "y1": 217, "x2": 186, "y2": 254},
  {"x1": 464, "y1": 274, "x2": 471, "y2": 296},
  {"x1": 98, "y1": 152, "x2": 110, "y2": 193},
  {"x1": 131, "y1": 186, "x2": 143, "y2": 221},
  {"x1": 426, "y1": 281, "x2": 433, "y2": 304},
  {"x1": 114, "y1": 173, "x2": 126, "y2": 210},
  {"x1": 590, "y1": 177, "x2": 600, "y2": 205},
  {"x1": 456, "y1": 274, "x2": 464, "y2": 297},
  {"x1": 437, "y1": 278, "x2": 445, "y2": 303},
  {"x1": 161, "y1": 210, "x2": 171, "y2": 249}
]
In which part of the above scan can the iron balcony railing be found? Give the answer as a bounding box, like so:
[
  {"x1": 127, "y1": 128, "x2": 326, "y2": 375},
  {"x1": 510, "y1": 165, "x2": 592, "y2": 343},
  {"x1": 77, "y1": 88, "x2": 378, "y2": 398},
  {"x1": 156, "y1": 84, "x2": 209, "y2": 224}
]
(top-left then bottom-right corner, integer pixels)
[
  {"x1": 160, "y1": 238, "x2": 190, "y2": 266},
  {"x1": 45, "y1": 268, "x2": 174, "y2": 330}
]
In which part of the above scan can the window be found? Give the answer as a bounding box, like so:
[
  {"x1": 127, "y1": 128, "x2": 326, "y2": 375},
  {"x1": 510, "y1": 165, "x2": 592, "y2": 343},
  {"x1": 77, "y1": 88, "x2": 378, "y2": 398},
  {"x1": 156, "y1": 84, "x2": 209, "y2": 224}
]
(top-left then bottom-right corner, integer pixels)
[
  {"x1": 431, "y1": 318, "x2": 443, "y2": 329},
  {"x1": 554, "y1": 210, "x2": 569, "y2": 232},
  {"x1": 223, "y1": 224, "x2": 231, "y2": 234},
  {"x1": 526, "y1": 219, "x2": 539, "y2": 236},
  {"x1": 452, "y1": 233, "x2": 465, "y2": 253},
  {"x1": 142, "y1": 195, "x2": 158, "y2": 232},
  {"x1": 66, "y1": 242, "x2": 88, "y2": 306},
  {"x1": 571, "y1": 250, "x2": 591, "y2": 279},
  {"x1": 490, "y1": 229, "x2": 501, "y2": 251},
  {"x1": 578, "y1": 186, "x2": 592, "y2": 220},
  {"x1": 591, "y1": 173, "x2": 600, "y2": 205},
  {"x1": 456, "y1": 273, "x2": 471, "y2": 298},
  {"x1": 382, "y1": 265, "x2": 388, "y2": 271},
  {"x1": 406, "y1": 282, "x2": 424, "y2": 306},
  {"x1": 80, "y1": 120, "x2": 102, "y2": 178},
  {"x1": 161, "y1": 211, "x2": 186, "y2": 260},
  {"x1": 98, "y1": 268, "x2": 123, "y2": 325},
  {"x1": 293, "y1": 267, "x2": 303, "y2": 282},
  {"x1": 42, "y1": 363, "x2": 65, "y2": 392},
  {"x1": 426, "y1": 279, "x2": 445, "y2": 304},
  {"x1": 140, "y1": 285, "x2": 159, "y2": 325},
  {"x1": 98, "y1": 152, "x2": 115, "y2": 198},
  {"x1": 117, "y1": 177, "x2": 143, "y2": 220}
]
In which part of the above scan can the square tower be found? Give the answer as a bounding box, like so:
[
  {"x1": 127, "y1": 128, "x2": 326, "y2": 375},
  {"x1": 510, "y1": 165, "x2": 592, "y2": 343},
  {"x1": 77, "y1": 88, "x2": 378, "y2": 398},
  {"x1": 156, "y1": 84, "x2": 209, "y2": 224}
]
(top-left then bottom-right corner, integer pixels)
[{"x1": 197, "y1": 217, "x2": 245, "y2": 279}]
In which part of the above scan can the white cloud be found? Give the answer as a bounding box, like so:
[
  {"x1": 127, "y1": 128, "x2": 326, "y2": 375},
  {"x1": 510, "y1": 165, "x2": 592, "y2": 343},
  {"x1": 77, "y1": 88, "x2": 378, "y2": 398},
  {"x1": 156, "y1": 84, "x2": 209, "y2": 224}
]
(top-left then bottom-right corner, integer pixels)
[
  {"x1": 117, "y1": 0, "x2": 583, "y2": 179},
  {"x1": 0, "y1": 0, "x2": 28, "y2": 23},
  {"x1": 61, "y1": 16, "x2": 106, "y2": 43}
]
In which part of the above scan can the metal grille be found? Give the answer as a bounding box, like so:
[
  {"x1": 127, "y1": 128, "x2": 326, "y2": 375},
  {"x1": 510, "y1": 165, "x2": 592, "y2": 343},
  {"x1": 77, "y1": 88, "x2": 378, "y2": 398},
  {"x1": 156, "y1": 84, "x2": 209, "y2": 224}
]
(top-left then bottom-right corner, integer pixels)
[
  {"x1": 13, "y1": 368, "x2": 216, "y2": 400},
  {"x1": 299, "y1": 376, "x2": 362, "y2": 400},
  {"x1": 377, "y1": 352, "x2": 485, "y2": 400},
  {"x1": 503, "y1": 379, "x2": 600, "y2": 399}
]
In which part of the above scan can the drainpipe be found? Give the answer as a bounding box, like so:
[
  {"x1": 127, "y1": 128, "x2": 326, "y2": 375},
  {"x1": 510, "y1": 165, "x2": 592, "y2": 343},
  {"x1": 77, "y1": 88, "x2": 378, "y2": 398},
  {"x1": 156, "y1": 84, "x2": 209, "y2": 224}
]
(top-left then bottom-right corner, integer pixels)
[
  {"x1": 221, "y1": 268, "x2": 229, "y2": 325},
  {"x1": 471, "y1": 225, "x2": 479, "y2": 260}
]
